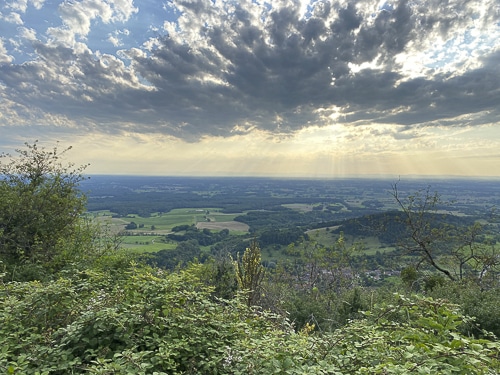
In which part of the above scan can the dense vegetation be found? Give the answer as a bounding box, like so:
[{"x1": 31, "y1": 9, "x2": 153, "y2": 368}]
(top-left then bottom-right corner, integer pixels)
[
  {"x1": 1, "y1": 142, "x2": 500, "y2": 374},
  {"x1": 3, "y1": 262, "x2": 499, "y2": 374}
]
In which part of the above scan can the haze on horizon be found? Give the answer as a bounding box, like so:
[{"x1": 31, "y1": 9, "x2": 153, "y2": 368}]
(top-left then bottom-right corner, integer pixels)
[{"x1": 0, "y1": 0, "x2": 499, "y2": 178}]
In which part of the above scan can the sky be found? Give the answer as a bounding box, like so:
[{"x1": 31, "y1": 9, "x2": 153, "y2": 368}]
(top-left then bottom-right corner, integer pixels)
[{"x1": 0, "y1": 0, "x2": 499, "y2": 178}]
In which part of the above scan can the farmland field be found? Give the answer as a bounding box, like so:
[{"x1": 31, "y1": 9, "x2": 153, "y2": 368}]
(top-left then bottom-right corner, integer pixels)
[
  {"x1": 121, "y1": 236, "x2": 175, "y2": 253},
  {"x1": 84, "y1": 176, "x2": 500, "y2": 268},
  {"x1": 196, "y1": 221, "x2": 249, "y2": 232},
  {"x1": 91, "y1": 207, "x2": 249, "y2": 252}
]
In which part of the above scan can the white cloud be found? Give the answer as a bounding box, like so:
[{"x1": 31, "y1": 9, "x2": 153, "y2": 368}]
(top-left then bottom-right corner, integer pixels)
[
  {"x1": 108, "y1": 35, "x2": 122, "y2": 47},
  {"x1": 109, "y1": 0, "x2": 138, "y2": 22},
  {"x1": 6, "y1": 0, "x2": 28, "y2": 13},
  {"x1": 0, "y1": 39, "x2": 14, "y2": 63},
  {"x1": 30, "y1": 0, "x2": 46, "y2": 10},
  {"x1": 4, "y1": 12, "x2": 23, "y2": 25},
  {"x1": 2, "y1": 0, "x2": 44, "y2": 14},
  {"x1": 46, "y1": 0, "x2": 138, "y2": 48},
  {"x1": 18, "y1": 27, "x2": 37, "y2": 42},
  {"x1": 107, "y1": 29, "x2": 131, "y2": 47},
  {"x1": 58, "y1": 0, "x2": 114, "y2": 37}
]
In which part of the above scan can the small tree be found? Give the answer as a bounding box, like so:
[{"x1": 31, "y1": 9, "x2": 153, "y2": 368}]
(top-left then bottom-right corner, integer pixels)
[
  {"x1": 392, "y1": 182, "x2": 499, "y2": 284},
  {"x1": 0, "y1": 141, "x2": 89, "y2": 268},
  {"x1": 234, "y1": 240, "x2": 265, "y2": 306}
]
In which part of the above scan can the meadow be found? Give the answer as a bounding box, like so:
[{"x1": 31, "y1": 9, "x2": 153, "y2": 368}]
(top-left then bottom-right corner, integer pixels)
[{"x1": 91, "y1": 208, "x2": 249, "y2": 252}]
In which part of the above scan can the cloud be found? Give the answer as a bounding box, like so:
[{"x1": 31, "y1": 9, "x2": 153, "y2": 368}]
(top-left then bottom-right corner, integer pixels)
[
  {"x1": 5, "y1": 0, "x2": 29, "y2": 13},
  {"x1": 52, "y1": 0, "x2": 137, "y2": 41},
  {"x1": 3, "y1": 12, "x2": 23, "y2": 25},
  {"x1": 2, "y1": 0, "x2": 45, "y2": 17},
  {"x1": 0, "y1": 39, "x2": 14, "y2": 63},
  {"x1": 0, "y1": 0, "x2": 499, "y2": 142},
  {"x1": 18, "y1": 26, "x2": 38, "y2": 42}
]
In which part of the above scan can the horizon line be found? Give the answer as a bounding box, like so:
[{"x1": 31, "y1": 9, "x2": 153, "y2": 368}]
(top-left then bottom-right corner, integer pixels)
[{"x1": 84, "y1": 173, "x2": 500, "y2": 181}]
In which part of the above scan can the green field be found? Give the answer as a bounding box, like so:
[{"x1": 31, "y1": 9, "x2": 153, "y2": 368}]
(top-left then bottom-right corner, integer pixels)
[
  {"x1": 120, "y1": 235, "x2": 176, "y2": 253},
  {"x1": 90, "y1": 208, "x2": 248, "y2": 252},
  {"x1": 90, "y1": 208, "x2": 247, "y2": 231}
]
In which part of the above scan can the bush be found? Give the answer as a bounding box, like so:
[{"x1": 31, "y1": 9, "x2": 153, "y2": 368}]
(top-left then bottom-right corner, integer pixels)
[
  {"x1": 0, "y1": 141, "x2": 89, "y2": 278},
  {"x1": 2, "y1": 262, "x2": 498, "y2": 374}
]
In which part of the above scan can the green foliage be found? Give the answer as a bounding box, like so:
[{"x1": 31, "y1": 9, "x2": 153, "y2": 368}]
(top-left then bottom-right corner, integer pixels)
[
  {"x1": 145, "y1": 239, "x2": 203, "y2": 270},
  {"x1": 0, "y1": 141, "x2": 89, "y2": 278},
  {"x1": 166, "y1": 226, "x2": 230, "y2": 246},
  {"x1": 429, "y1": 281, "x2": 500, "y2": 338},
  {"x1": 401, "y1": 265, "x2": 419, "y2": 289},
  {"x1": 0, "y1": 262, "x2": 284, "y2": 374},
  {"x1": 199, "y1": 253, "x2": 238, "y2": 299},
  {"x1": 1, "y1": 258, "x2": 499, "y2": 374},
  {"x1": 322, "y1": 294, "x2": 500, "y2": 374},
  {"x1": 234, "y1": 240, "x2": 265, "y2": 306},
  {"x1": 282, "y1": 233, "x2": 357, "y2": 292},
  {"x1": 125, "y1": 221, "x2": 138, "y2": 230},
  {"x1": 227, "y1": 294, "x2": 500, "y2": 374},
  {"x1": 261, "y1": 234, "x2": 363, "y2": 331},
  {"x1": 258, "y1": 227, "x2": 308, "y2": 247}
]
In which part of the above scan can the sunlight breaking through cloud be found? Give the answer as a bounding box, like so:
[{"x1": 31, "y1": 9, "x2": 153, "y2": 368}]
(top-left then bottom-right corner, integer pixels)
[{"x1": 0, "y1": 0, "x2": 499, "y2": 177}]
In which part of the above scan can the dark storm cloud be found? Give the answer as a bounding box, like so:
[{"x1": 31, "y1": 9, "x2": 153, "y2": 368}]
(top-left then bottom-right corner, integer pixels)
[{"x1": 0, "y1": 0, "x2": 499, "y2": 140}]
